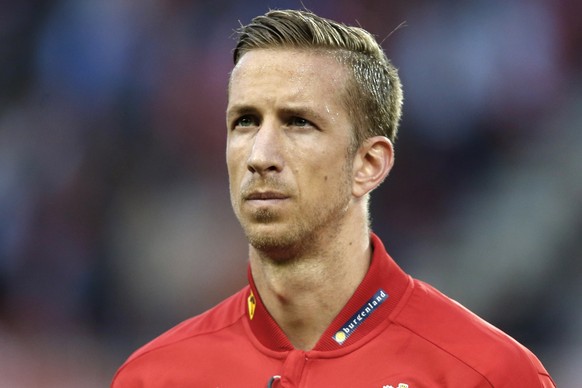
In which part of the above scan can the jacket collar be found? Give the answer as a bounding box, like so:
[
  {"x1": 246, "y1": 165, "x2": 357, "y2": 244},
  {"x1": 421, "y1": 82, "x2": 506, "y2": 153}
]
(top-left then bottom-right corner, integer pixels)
[{"x1": 245, "y1": 233, "x2": 410, "y2": 352}]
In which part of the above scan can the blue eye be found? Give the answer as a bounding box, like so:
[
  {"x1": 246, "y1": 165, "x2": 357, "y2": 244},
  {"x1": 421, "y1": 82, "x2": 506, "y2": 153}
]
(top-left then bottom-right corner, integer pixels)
[
  {"x1": 289, "y1": 117, "x2": 311, "y2": 127},
  {"x1": 234, "y1": 115, "x2": 257, "y2": 128}
]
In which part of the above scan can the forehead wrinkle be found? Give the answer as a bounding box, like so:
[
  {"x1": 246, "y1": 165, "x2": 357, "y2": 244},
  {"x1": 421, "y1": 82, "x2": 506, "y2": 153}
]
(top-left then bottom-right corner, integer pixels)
[{"x1": 229, "y1": 72, "x2": 305, "y2": 112}]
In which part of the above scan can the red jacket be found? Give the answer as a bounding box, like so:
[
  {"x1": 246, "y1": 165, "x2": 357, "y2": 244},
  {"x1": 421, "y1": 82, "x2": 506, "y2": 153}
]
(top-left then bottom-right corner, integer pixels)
[{"x1": 112, "y1": 234, "x2": 554, "y2": 387}]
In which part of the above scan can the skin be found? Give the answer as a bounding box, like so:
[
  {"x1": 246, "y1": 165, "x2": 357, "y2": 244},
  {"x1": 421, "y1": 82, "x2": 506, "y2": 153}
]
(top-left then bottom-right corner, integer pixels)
[{"x1": 226, "y1": 48, "x2": 394, "y2": 350}]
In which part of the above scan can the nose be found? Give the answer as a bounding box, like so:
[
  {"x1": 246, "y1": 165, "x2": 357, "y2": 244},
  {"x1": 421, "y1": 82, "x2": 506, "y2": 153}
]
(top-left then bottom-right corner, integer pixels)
[{"x1": 247, "y1": 122, "x2": 284, "y2": 175}]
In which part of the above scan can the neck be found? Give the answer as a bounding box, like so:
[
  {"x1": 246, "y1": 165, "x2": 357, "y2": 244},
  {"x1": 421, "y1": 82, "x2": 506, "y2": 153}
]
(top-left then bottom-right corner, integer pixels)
[{"x1": 249, "y1": 224, "x2": 371, "y2": 350}]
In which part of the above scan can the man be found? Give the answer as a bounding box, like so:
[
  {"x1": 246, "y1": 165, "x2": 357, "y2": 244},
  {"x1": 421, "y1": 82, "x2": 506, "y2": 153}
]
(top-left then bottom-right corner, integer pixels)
[{"x1": 112, "y1": 9, "x2": 555, "y2": 387}]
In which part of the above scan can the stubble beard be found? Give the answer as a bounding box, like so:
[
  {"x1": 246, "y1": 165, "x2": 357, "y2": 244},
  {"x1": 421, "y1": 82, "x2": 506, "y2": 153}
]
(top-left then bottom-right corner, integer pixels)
[
  {"x1": 247, "y1": 199, "x2": 350, "y2": 261},
  {"x1": 236, "y1": 159, "x2": 354, "y2": 261}
]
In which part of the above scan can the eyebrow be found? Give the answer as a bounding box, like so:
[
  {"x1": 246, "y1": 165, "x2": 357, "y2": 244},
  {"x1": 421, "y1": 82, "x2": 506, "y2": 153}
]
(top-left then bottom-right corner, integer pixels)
[
  {"x1": 226, "y1": 104, "x2": 257, "y2": 121},
  {"x1": 279, "y1": 106, "x2": 326, "y2": 123}
]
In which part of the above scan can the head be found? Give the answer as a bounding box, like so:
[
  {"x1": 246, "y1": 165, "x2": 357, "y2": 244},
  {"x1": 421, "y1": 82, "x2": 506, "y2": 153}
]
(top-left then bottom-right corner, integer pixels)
[
  {"x1": 233, "y1": 9, "x2": 403, "y2": 149},
  {"x1": 226, "y1": 10, "x2": 403, "y2": 256}
]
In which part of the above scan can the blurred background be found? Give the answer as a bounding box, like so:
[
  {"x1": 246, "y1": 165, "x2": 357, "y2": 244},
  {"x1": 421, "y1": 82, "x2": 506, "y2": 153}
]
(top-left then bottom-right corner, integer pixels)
[{"x1": 1, "y1": 0, "x2": 580, "y2": 386}]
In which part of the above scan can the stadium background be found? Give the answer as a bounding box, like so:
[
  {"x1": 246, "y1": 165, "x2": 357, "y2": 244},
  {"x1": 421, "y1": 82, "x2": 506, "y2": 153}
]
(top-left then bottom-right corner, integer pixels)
[{"x1": 1, "y1": 0, "x2": 580, "y2": 385}]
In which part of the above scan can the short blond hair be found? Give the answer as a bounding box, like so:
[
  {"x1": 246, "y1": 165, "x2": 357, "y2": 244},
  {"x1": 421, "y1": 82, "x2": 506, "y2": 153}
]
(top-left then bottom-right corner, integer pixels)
[{"x1": 233, "y1": 9, "x2": 403, "y2": 145}]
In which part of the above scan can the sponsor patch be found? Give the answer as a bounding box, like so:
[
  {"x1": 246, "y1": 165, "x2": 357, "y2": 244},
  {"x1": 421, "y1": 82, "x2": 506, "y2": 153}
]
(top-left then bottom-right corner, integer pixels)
[{"x1": 333, "y1": 289, "x2": 388, "y2": 345}]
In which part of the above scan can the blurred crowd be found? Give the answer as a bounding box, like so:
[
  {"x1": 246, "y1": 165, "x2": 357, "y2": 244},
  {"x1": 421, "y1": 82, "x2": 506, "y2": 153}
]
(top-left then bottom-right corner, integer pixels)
[{"x1": 1, "y1": 0, "x2": 580, "y2": 386}]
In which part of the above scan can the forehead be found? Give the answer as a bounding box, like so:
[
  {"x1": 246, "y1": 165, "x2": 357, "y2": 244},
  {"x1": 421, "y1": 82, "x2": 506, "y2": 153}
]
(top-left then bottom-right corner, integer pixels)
[{"x1": 228, "y1": 49, "x2": 348, "y2": 101}]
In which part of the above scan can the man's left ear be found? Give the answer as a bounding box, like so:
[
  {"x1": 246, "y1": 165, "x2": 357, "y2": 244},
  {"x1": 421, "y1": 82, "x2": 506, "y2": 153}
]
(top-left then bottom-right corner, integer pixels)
[{"x1": 352, "y1": 136, "x2": 394, "y2": 198}]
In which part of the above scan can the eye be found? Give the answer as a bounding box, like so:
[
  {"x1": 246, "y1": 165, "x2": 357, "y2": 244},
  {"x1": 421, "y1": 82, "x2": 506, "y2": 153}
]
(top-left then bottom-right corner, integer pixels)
[
  {"x1": 288, "y1": 117, "x2": 312, "y2": 128},
  {"x1": 233, "y1": 115, "x2": 259, "y2": 129}
]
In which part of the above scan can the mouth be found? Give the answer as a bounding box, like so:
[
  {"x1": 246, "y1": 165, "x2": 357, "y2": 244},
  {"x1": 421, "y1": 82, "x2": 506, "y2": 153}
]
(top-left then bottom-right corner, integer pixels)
[{"x1": 245, "y1": 191, "x2": 289, "y2": 201}]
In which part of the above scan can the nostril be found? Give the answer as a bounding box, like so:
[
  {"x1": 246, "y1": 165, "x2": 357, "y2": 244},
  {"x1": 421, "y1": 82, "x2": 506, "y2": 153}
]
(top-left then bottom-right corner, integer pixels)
[{"x1": 247, "y1": 156, "x2": 281, "y2": 175}]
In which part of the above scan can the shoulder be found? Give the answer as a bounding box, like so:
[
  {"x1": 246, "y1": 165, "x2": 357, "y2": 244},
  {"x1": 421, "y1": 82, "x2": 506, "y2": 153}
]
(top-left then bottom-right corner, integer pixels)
[
  {"x1": 394, "y1": 279, "x2": 554, "y2": 387},
  {"x1": 129, "y1": 286, "x2": 247, "y2": 360},
  {"x1": 112, "y1": 287, "x2": 249, "y2": 384}
]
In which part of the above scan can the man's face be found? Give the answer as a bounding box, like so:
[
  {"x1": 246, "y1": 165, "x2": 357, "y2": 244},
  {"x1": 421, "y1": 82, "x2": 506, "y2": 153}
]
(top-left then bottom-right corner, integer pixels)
[{"x1": 226, "y1": 49, "x2": 356, "y2": 255}]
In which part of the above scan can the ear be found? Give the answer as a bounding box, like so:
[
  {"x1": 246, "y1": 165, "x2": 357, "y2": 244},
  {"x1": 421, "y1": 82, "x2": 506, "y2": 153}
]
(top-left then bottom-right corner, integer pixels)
[{"x1": 352, "y1": 136, "x2": 394, "y2": 198}]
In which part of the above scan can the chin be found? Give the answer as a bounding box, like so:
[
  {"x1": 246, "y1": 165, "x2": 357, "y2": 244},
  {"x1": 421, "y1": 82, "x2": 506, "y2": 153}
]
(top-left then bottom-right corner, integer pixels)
[
  {"x1": 245, "y1": 227, "x2": 292, "y2": 250},
  {"x1": 242, "y1": 220, "x2": 286, "y2": 243},
  {"x1": 245, "y1": 224, "x2": 319, "y2": 259}
]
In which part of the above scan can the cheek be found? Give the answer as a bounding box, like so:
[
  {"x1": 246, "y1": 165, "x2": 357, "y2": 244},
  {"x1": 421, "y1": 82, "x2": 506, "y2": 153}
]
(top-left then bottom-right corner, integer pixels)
[
  {"x1": 226, "y1": 142, "x2": 245, "y2": 173},
  {"x1": 226, "y1": 157, "x2": 244, "y2": 196},
  {"x1": 308, "y1": 167, "x2": 344, "y2": 195},
  {"x1": 324, "y1": 157, "x2": 353, "y2": 191},
  {"x1": 226, "y1": 153, "x2": 236, "y2": 175}
]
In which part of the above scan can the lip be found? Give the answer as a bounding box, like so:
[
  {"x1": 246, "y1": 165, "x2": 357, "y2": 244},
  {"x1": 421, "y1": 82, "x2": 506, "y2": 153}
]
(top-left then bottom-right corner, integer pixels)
[{"x1": 245, "y1": 191, "x2": 289, "y2": 201}]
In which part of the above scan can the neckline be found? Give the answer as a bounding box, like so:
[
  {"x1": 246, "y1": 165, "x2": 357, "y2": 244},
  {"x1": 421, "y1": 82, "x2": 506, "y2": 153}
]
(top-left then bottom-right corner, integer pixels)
[{"x1": 244, "y1": 233, "x2": 411, "y2": 353}]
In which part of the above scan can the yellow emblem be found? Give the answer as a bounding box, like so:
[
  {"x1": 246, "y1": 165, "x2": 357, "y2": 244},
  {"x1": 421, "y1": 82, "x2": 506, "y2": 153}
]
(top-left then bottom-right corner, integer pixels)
[
  {"x1": 334, "y1": 331, "x2": 347, "y2": 344},
  {"x1": 247, "y1": 291, "x2": 256, "y2": 320}
]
